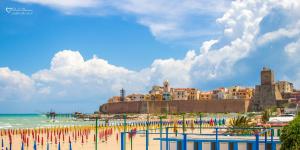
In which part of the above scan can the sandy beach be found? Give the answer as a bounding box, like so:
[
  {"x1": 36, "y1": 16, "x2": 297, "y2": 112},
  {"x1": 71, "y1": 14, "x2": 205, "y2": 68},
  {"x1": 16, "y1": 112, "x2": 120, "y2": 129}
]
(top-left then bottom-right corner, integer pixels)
[{"x1": 0, "y1": 117, "x2": 224, "y2": 150}]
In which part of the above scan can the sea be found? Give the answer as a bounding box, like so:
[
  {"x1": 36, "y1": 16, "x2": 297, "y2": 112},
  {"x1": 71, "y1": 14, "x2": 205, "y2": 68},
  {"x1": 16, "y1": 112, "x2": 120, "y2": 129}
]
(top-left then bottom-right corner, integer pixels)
[
  {"x1": 0, "y1": 114, "x2": 96, "y2": 129},
  {"x1": 0, "y1": 113, "x2": 238, "y2": 129}
]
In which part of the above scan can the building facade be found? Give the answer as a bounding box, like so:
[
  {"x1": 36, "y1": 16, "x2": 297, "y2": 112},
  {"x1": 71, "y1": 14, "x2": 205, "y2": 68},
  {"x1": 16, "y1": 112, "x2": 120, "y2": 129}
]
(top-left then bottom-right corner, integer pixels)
[{"x1": 276, "y1": 81, "x2": 294, "y2": 94}]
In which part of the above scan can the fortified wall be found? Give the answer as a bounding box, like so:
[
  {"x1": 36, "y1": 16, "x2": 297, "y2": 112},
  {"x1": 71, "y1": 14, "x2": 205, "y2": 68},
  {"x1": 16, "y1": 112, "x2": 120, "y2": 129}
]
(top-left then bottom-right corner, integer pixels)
[{"x1": 100, "y1": 99, "x2": 250, "y2": 114}]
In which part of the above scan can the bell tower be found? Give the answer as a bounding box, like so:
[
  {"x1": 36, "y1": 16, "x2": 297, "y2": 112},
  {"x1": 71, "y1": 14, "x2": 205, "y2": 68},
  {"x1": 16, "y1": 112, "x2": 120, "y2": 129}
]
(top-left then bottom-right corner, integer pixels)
[{"x1": 163, "y1": 80, "x2": 170, "y2": 93}]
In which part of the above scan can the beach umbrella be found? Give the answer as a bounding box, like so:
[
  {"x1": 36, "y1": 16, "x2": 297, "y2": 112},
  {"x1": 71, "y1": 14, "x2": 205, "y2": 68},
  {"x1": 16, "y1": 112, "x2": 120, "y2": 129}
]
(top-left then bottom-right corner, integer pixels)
[
  {"x1": 21, "y1": 142, "x2": 24, "y2": 150},
  {"x1": 26, "y1": 137, "x2": 29, "y2": 147},
  {"x1": 58, "y1": 142, "x2": 61, "y2": 150},
  {"x1": 69, "y1": 142, "x2": 72, "y2": 150},
  {"x1": 33, "y1": 141, "x2": 37, "y2": 150}
]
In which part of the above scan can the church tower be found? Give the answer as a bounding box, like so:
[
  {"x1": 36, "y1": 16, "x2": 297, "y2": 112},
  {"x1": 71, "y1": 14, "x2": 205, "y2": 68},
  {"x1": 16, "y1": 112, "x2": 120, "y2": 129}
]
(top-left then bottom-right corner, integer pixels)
[{"x1": 163, "y1": 80, "x2": 170, "y2": 93}]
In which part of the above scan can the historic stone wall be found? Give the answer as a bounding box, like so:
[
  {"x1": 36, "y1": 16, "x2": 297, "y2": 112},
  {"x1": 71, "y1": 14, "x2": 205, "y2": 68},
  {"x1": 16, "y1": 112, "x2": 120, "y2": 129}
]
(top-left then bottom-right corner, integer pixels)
[{"x1": 100, "y1": 99, "x2": 250, "y2": 114}]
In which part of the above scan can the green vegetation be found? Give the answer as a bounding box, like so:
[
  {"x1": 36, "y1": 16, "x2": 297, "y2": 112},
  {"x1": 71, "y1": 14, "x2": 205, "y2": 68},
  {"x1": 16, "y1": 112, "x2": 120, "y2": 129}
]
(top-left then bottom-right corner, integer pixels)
[
  {"x1": 227, "y1": 116, "x2": 254, "y2": 135},
  {"x1": 228, "y1": 116, "x2": 253, "y2": 128},
  {"x1": 280, "y1": 115, "x2": 300, "y2": 150},
  {"x1": 262, "y1": 109, "x2": 271, "y2": 123}
]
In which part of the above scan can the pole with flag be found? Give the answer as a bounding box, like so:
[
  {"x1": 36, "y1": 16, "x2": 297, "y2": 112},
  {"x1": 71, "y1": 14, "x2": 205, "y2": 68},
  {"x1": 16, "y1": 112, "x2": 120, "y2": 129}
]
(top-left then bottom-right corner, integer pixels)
[
  {"x1": 1, "y1": 139, "x2": 3, "y2": 150},
  {"x1": 199, "y1": 112, "x2": 202, "y2": 134},
  {"x1": 159, "y1": 116, "x2": 162, "y2": 150},
  {"x1": 95, "y1": 117, "x2": 98, "y2": 150},
  {"x1": 123, "y1": 113, "x2": 127, "y2": 150}
]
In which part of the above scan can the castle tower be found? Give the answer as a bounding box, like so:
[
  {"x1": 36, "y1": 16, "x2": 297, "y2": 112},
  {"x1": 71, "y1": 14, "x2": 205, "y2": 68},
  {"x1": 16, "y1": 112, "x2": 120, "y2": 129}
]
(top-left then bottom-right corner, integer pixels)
[
  {"x1": 261, "y1": 67, "x2": 274, "y2": 85},
  {"x1": 251, "y1": 67, "x2": 283, "y2": 111}
]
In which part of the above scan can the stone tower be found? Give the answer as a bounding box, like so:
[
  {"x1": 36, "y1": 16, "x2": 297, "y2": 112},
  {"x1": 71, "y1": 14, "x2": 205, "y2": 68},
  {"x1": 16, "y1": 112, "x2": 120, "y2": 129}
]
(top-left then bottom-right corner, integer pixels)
[
  {"x1": 251, "y1": 67, "x2": 283, "y2": 111},
  {"x1": 163, "y1": 80, "x2": 171, "y2": 101},
  {"x1": 163, "y1": 80, "x2": 170, "y2": 93},
  {"x1": 261, "y1": 67, "x2": 274, "y2": 85}
]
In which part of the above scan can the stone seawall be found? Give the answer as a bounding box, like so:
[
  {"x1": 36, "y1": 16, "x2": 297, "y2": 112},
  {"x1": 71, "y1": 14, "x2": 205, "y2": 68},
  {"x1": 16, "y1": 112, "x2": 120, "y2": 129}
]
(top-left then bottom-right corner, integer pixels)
[{"x1": 100, "y1": 99, "x2": 250, "y2": 114}]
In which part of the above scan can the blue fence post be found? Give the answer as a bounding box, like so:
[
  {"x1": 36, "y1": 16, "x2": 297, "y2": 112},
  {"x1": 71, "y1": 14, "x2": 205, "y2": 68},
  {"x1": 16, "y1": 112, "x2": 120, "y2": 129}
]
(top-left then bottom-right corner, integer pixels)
[
  {"x1": 264, "y1": 131, "x2": 267, "y2": 150},
  {"x1": 271, "y1": 129, "x2": 274, "y2": 150},
  {"x1": 216, "y1": 128, "x2": 219, "y2": 150},
  {"x1": 121, "y1": 132, "x2": 125, "y2": 150},
  {"x1": 160, "y1": 116, "x2": 163, "y2": 150},
  {"x1": 182, "y1": 133, "x2": 187, "y2": 150},
  {"x1": 166, "y1": 127, "x2": 169, "y2": 150},
  {"x1": 146, "y1": 130, "x2": 149, "y2": 150},
  {"x1": 255, "y1": 133, "x2": 259, "y2": 150},
  {"x1": 233, "y1": 142, "x2": 238, "y2": 150}
]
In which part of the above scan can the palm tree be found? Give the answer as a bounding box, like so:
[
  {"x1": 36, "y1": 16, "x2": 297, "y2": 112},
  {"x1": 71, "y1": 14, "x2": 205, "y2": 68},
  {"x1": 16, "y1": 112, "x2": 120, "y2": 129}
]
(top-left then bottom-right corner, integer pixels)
[
  {"x1": 262, "y1": 109, "x2": 271, "y2": 123},
  {"x1": 227, "y1": 116, "x2": 254, "y2": 135},
  {"x1": 228, "y1": 116, "x2": 252, "y2": 127}
]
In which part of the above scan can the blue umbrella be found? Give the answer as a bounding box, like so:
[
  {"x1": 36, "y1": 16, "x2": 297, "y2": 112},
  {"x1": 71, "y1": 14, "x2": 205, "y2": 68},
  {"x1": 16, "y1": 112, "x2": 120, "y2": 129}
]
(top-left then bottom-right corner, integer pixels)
[
  {"x1": 21, "y1": 142, "x2": 24, "y2": 150},
  {"x1": 58, "y1": 142, "x2": 61, "y2": 150},
  {"x1": 33, "y1": 141, "x2": 37, "y2": 150},
  {"x1": 69, "y1": 141, "x2": 72, "y2": 150}
]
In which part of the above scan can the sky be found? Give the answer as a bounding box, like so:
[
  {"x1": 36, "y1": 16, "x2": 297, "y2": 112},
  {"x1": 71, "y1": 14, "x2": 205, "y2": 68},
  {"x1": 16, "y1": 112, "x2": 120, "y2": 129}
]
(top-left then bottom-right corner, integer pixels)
[{"x1": 0, "y1": 0, "x2": 300, "y2": 113}]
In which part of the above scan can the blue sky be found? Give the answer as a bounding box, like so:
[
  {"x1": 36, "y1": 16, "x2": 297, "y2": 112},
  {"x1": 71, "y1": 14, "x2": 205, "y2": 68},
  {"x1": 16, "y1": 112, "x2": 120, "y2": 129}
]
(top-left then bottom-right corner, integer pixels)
[{"x1": 0, "y1": 0, "x2": 300, "y2": 113}]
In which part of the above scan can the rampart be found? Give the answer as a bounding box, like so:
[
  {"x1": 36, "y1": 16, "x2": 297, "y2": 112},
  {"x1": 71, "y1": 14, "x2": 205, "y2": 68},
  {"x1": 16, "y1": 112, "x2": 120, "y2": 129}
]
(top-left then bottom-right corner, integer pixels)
[{"x1": 100, "y1": 99, "x2": 250, "y2": 114}]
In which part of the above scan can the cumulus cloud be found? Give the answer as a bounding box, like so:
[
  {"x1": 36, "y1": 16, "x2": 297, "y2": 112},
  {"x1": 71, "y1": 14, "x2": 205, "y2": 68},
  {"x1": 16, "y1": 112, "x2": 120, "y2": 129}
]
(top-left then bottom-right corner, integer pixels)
[
  {"x1": 32, "y1": 50, "x2": 149, "y2": 101},
  {"x1": 0, "y1": 68, "x2": 35, "y2": 101}
]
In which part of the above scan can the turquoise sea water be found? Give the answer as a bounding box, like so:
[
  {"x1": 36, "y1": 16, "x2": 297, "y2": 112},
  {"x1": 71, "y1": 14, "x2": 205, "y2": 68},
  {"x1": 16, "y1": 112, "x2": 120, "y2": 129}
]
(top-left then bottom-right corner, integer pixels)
[
  {"x1": 0, "y1": 113, "x2": 239, "y2": 129},
  {"x1": 0, "y1": 114, "x2": 96, "y2": 129}
]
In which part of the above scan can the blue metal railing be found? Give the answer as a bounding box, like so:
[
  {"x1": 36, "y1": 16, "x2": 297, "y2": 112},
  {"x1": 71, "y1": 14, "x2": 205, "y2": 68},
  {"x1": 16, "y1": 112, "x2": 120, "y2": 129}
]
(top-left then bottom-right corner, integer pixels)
[{"x1": 121, "y1": 126, "x2": 280, "y2": 150}]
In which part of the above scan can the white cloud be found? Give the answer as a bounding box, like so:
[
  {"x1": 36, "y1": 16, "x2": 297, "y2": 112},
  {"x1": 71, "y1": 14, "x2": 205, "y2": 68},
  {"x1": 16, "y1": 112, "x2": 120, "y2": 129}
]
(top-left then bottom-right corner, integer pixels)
[
  {"x1": 0, "y1": 67, "x2": 35, "y2": 101},
  {"x1": 284, "y1": 38, "x2": 300, "y2": 59},
  {"x1": 257, "y1": 21, "x2": 300, "y2": 45},
  {"x1": 15, "y1": 0, "x2": 100, "y2": 10},
  {"x1": 14, "y1": 0, "x2": 229, "y2": 42}
]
